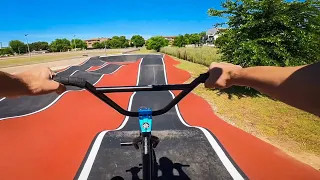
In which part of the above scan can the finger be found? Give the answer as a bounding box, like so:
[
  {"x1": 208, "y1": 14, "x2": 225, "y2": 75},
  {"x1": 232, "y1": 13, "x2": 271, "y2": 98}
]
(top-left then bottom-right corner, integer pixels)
[
  {"x1": 41, "y1": 80, "x2": 66, "y2": 94},
  {"x1": 56, "y1": 83, "x2": 67, "y2": 94},
  {"x1": 204, "y1": 77, "x2": 216, "y2": 88},
  {"x1": 219, "y1": 62, "x2": 233, "y2": 65},
  {"x1": 209, "y1": 62, "x2": 220, "y2": 69},
  {"x1": 204, "y1": 80, "x2": 211, "y2": 88},
  {"x1": 47, "y1": 67, "x2": 55, "y2": 79},
  {"x1": 51, "y1": 73, "x2": 57, "y2": 78},
  {"x1": 52, "y1": 70, "x2": 57, "y2": 77}
]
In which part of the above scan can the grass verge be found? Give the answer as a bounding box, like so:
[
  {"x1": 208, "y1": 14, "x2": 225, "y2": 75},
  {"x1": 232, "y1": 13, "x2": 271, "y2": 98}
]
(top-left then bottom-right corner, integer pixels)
[
  {"x1": 0, "y1": 50, "x2": 121, "y2": 68},
  {"x1": 170, "y1": 55, "x2": 320, "y2": 169},
  {"x1": 131, "y1": 47, "x2": 158, "y2": 54},
  {"x1": 161, "y1": 46, "x2": 221, "y2": 66}
]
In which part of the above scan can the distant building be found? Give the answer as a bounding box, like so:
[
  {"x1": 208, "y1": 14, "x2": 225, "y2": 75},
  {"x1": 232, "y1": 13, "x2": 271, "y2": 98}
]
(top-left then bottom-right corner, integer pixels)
[
  {"x1": 162, "y1": 36, "x2": 176, "y2": 45},
  {"x1": 206, "y1": 28, "x2": 227, "y2": 44},
  {"x1": 84, "y1": 37, "x2": 110, "y2": 48}
]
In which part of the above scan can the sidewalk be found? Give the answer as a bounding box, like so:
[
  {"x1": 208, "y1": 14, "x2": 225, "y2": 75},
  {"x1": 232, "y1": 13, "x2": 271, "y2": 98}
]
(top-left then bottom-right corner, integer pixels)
[{"x1": 0, "y1": 57, "x2": 89, "y2": 73}]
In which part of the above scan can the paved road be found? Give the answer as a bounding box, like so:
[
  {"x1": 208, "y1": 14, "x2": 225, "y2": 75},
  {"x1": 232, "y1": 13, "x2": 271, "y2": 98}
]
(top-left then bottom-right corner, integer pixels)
[{"x1": 1, "y1": 54, "x2": 319, "y2": 180}]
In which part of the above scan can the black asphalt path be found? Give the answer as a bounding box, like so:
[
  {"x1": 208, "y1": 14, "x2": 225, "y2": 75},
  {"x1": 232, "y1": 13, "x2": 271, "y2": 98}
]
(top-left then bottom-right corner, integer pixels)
[{"x1": 82, "y1": 55, "x2": 245, "y2": 180}]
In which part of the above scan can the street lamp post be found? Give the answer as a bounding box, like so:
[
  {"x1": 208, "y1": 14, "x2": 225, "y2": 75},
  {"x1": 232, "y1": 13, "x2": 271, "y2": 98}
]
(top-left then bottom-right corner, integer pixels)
[
  {"x1": 25, "y1": 34, "x2": 31, "y2": 57},
  {"x1": 73, "y1": 35, "x2": 76, "y2": 51}
]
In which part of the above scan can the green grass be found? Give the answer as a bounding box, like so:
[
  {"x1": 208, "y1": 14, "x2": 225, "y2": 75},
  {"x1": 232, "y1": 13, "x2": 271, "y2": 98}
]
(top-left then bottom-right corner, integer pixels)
[
  {"x1": 168, "y1": 54, "x2": 320, "y2": 169},
  {"x1": 0, "y1": 50, "x2": 121, "y2": 68},
  {"x1": 131, "y1": 47, "x2": 158, "y2": 54},
  {"x1": 161, "y1": 46, "x2": 221, "y2": 66}
]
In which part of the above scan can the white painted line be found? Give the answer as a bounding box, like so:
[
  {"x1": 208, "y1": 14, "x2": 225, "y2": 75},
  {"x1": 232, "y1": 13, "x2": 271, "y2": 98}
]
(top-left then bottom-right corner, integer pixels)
[
  {"x1": 161, "y1": 57, "x2": 244, "y2": 180},
  {"x1": 69, "y1": 70, "x2": 79, "y2": 77},
  {"x1": 77, "y1": 58, "x2": 144, "y2": 180},
  {"x1": 0, "y1": 90, "x2": 72, "y2": 121},
  {"x1": 135, "y1": 58, "x2": 143, "y2": 86},
  {"x1": 0, "y1": 97, "x2": 6, "y2": 102},
  {"x1": 161, "y1": 57, "x2": 168, "y2": 84},
  {"x1": 108, "y1": 65, "x2": 122, "y2": 75}
]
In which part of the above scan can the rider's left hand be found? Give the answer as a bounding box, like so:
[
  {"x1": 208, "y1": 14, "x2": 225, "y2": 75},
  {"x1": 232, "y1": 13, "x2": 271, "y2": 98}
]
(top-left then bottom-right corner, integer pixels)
[{"x1": 15, "y1": 67, "x2": 66, "y2": 96}]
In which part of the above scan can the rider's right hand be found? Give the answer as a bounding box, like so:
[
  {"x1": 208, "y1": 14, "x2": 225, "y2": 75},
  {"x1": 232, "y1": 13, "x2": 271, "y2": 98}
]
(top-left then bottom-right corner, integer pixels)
[{"x1": 204, "y1": 62, "x2": 243, "y2": 89}]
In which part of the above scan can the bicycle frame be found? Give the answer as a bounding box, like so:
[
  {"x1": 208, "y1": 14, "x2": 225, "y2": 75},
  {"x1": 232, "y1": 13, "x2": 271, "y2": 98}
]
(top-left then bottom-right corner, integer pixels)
[{"x1": 53, "y1": 72, "x2": 209, "y2": 180}]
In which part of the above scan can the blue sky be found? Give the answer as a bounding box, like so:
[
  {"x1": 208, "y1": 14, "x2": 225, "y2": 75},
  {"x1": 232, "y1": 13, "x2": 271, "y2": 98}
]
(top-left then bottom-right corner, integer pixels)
[{"x1": 0, "y1": 0, "x2": 224, "y2": 47}]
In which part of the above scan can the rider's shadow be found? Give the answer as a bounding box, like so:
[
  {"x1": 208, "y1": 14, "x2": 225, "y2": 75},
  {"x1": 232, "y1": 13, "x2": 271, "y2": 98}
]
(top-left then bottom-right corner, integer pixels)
[{"x1": 111, "y1": 157, "x2": 191, "y2": 180}]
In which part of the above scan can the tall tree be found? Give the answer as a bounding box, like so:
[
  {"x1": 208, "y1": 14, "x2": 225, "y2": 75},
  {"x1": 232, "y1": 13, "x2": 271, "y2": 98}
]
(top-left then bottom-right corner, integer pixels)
[
  {"x1": 0, "y1": 47, "x2": 14, "y2": 56},
  {"x1": 109, "y1": 36, "x2": 123, "y2": 48},
  {"x1": 184, "y1": 34, "x2": 191, "y2": 44},
  {"x1": 119, "y1": 36, "x2": 129, "y2": 48},
  {"x1": 146, "y1": 36, "x2": 169, "y2": 51},
  {"x1": 71, "y1": 39, "x2": 87, "y2": 49},
  {"x1": 209, "y1": 0, "x2": 320, "y2": 67},
  {"x1": 100, "y1": 41, "x2": 109, "y2": 49},
  {"x1": 9, "y1": 40, "x2": 27, "y2": 54},
  {"x1": 49, "y1": 38, "x2": 71, "y2": 52},
  {"x1": 29, "y1": 41, "x2": 49, "y2": 51},
  {"x1": 189, "y1": 33, "x2": 201, "y2": 44},
  {"x1": 92, "y1": 42, "x2": 102, "y2": 49},
  {"x1": 173, "y1": 35, "x2": 187, "y2": 47},
  {"x1": 131, "y1": 35, "x2": 145, "y2": 47}
]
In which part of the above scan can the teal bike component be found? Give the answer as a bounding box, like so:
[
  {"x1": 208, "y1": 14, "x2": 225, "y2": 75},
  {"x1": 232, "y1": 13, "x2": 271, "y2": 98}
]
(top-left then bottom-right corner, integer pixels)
[{"x1": 138, "y1": 108, "x2": 153, "y2": 133}]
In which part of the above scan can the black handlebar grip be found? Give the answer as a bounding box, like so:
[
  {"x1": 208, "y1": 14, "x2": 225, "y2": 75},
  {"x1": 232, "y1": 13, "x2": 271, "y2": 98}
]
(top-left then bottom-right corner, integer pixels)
[
  {"x1": 53, "y1": 76, "x2": 87, "y2": 88},
  {"x1": 198, "y1": 72, "x2": 210, "y2": 83}
]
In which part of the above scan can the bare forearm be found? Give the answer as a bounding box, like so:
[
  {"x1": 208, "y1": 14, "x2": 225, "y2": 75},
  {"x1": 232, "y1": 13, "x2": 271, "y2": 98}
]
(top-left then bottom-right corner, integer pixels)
[
  {"x1": 0, "y1": 71, "x2": 29, "y2": 97},
  {"x1": 233, "y1": 63, "x2": 320, "y2": 116}
]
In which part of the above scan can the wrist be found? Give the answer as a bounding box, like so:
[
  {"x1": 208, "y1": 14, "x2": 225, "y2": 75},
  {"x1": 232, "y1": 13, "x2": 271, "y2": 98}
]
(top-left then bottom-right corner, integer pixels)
[
  {"x1": 230, "y1": 68, "x2": 246, "y2": 86},
  {"x1": 11, "y1": 73, "x2": 31, "y2": 96}
]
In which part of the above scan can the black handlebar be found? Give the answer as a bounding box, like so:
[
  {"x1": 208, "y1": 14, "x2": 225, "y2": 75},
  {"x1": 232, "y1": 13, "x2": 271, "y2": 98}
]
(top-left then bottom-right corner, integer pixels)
[{"x1": 53, "y1": 72, "x2": 209, "y2": 117}]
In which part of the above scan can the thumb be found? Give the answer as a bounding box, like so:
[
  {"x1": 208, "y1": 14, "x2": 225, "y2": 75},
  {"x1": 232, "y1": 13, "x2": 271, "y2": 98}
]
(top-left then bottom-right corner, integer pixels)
[{"x1": 42, "y1": 80, "x2": 66, "y2": 94}]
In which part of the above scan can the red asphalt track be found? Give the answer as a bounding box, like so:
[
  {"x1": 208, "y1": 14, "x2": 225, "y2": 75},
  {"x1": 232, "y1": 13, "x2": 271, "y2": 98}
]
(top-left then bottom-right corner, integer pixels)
[
  {"x1": 164, "y1": 54, "x2": 320, "y2": 180},
  {"x1": 0, "y1": 60, "x2": 140, "y2": 180},
  {"x1": 0, "y1": 55, "x2": 319, "y2": 180}
]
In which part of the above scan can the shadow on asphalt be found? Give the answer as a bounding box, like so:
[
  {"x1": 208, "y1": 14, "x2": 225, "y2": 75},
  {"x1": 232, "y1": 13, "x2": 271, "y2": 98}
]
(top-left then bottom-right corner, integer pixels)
[{"x1": 111, "y1": 156, "x2": 191, "y2": 180}]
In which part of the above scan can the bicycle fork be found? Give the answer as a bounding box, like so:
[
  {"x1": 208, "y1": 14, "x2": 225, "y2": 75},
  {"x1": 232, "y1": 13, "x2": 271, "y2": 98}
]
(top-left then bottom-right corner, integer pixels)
[{"x1": 120, "y1": 108, "x2": 160, "y2": 180}]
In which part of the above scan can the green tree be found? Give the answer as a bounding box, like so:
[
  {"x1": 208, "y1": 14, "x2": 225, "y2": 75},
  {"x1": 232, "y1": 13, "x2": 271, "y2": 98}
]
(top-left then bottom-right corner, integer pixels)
[
  {"x1": 92, "y1": 42, "x2": 102, "y2": 49},
  {"x1": 173, "y1": 35, "x2": 187, "y2": 47},
  {"x1": 49, "y1": 38, "x2": 71, "y2": 52},
  {"x1": 184, "y1": 34, "x2": 191, "y2": 44},
  {"x1": 199, "y1": 31, "x2": 206, "y2": 37},
  {"x1": 189, "y1": 33, "x2": 201, "y2": 44},
  {"x1": 71, "y1": 39, "x2": 87, "y2": 49},
  {"x1": 209, "y1": 0, "x2": 320, "y2": 67},
  {"x1": 29, "y1": 41, "x2": 49, "y2": 51},
  {"x1": 199, "y1": 31, "x2": 207, "y2": 44},
  {"x1": 131, "y1": 35, "x2": 145, "y2": 47},
  {"x1": 119, "y1": 36, "x2": 129, "y2": 48},
  {"x1": 146, "y1": 36, "x2": 169, "y2": 52},
  {"x1": 100, "y1": 41, "x2": 109, "y2": 49},
  {"x1": 0, "y1": 47, "x2": 14, "y2": 56},
  {"x1": 109, "y1": 36, "x2": 123, "y2": 48},
  {"x1": 9, "y1": 40, "x2": 27, "y2": 54}
]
